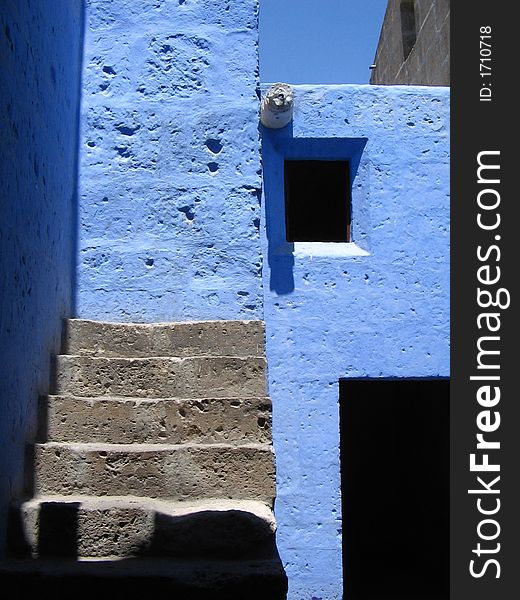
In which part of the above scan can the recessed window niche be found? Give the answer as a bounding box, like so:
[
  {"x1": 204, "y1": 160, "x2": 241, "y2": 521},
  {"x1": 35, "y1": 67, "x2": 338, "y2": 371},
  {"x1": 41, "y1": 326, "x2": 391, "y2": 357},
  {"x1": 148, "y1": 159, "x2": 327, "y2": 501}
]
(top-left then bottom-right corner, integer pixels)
[{"x1": 261, "y1": 137, "x2": 368, "y2": 257}]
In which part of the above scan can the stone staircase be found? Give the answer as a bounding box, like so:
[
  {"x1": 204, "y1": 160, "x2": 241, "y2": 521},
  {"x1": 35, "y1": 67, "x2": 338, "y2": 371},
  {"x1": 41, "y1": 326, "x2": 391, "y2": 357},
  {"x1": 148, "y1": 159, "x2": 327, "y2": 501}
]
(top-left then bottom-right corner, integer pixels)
[{"x1": 4, "y1": 319, "x2": 287, "y2": 598}]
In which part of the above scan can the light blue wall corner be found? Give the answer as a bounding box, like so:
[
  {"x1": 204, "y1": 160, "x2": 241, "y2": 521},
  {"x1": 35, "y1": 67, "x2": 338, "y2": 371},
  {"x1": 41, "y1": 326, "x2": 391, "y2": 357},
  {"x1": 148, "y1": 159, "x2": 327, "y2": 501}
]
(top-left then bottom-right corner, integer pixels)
[{"x1": 260, "y1": 84, "x2": 450, "y2": 600}]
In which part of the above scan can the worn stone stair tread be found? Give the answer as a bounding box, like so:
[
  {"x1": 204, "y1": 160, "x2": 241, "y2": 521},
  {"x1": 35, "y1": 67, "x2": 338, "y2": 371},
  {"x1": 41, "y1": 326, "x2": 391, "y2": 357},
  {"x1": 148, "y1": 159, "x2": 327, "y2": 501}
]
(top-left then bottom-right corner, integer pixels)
[
  {"x1": 22, "y1": 495, "x2": 276, "y2": 519},
  {"x1": 54, "y1": 354, "x2": 267, "y2": 398},
  {"x1": 14, "y1": 496, "x2": 277, "y2": 559},
  {"x1": 55, "y1": 354, "x2": 266, "y2": 363},
  {"x1": 41, "y1": 394, "x2": 272, "y2": 444},
  {"x1": 0, "y1": 557, "x2": 288, "y2": 598},
  {"x1": 43, "y1": 393, "x2": 272, "y2": 404},
  {"x1": 57, "y1": 354, "x2": 267, "y2": 360},
  {"x1": 34, "y1": 442, "x2": 275, "y2": 501},
  {"x1": 9, "y1": 316, "x2": 284, "y2": 594},
  {"x1": 36, "y1": 441, "x2": 272, "y2": 452},
  {"x1": 64, "y1": 318, "x2": 265, "y2": 358}
]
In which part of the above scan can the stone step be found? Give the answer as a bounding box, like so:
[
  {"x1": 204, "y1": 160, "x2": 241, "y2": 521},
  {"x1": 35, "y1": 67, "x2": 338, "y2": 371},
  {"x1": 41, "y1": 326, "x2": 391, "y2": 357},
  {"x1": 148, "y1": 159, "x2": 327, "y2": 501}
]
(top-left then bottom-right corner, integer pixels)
[
  {"x1": 63, "y1": 319, "x2": 265, "y2": 358},
  {"x1": 41, "y1": 395, "x2": 272, "y2": 445},
  {"x1": 53, "y1": 355, "x2": 267, "y2": 398},
  {"x1": 0, "y1": 558, "x2": 288, "y2": 599},
  {"x1": 12, "y1": 496, "x2": 276, "y2": 559},
  {"x1": 33, "y1": 443, "x2": 275, "y2": 502}
]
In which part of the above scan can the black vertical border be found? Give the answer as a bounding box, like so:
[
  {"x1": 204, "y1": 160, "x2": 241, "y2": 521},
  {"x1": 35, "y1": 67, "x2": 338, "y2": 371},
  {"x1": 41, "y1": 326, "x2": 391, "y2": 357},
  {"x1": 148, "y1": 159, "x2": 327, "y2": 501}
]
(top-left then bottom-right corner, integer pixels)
[{"x1": 451, "y1": 2, "x2": 518, "y2": 598}]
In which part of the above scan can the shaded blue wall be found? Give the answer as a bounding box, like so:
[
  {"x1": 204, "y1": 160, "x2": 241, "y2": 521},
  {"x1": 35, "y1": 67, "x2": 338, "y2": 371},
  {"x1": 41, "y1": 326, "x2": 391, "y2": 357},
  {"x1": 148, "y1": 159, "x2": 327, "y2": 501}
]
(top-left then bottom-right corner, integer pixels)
[
  {"x1": 0, "y1": 0, "x2": 84, "y2": 553},
  {"x1": 77, "y1": 0, "x2": 263, "y2": 322},
  {"x1": 261, "y1": 84, "x2": 450, "y2": 599}
]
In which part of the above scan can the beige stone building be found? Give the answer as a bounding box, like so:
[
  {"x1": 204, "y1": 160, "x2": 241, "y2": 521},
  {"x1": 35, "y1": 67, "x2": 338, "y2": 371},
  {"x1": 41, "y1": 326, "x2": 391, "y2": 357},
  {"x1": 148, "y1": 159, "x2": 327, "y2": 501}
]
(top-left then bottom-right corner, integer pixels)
[{"x1": 370, "y1": 0, "x2": 450, "y2": 86}]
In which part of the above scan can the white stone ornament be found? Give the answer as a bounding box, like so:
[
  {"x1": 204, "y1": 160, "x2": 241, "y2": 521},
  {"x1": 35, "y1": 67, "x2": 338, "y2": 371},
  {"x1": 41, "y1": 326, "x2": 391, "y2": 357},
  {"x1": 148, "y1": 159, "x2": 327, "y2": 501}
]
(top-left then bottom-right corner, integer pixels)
[{"x1": 260, "y1": 83, "x2": 294, "y2": 129}]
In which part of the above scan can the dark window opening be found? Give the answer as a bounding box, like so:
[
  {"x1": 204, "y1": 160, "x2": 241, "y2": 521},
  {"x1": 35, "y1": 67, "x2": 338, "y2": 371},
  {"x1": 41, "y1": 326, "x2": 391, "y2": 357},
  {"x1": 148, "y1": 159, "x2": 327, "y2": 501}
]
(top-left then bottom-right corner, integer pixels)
[
  {"x1": 400, "y1": 0, "x2": 417, "y2": 61},
  {"x1": 284, "y1": 160, "x2": 351, "y2": 242},
  {"x1": 340, "y1": 378, "x2": 449, "y2": 599}
]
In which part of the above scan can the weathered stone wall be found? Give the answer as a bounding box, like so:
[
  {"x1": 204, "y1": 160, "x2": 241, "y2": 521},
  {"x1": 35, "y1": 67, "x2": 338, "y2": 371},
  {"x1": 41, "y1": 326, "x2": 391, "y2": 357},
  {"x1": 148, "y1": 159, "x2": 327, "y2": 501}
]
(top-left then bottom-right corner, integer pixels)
[
  {"x1": 77, "y1": 0, "x2": 263, "y2": 322},
  {"x1": 0, "y1": 0, "x2": 83, "y2": 554},
  {"x1": 370, "y1": 0, "x2": 450, "y2": 86},
  {"x1": 261, "y1": 83, "x2": 450, "y2": 599}
]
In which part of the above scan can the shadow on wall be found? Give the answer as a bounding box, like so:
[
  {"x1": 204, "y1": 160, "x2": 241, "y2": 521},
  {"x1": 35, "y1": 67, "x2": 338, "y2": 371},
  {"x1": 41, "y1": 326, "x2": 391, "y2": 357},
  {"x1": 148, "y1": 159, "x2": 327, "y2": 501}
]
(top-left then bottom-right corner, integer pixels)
[
  {"x1": 0, "y1": 0, "x2": 85, "y2": 554},
  {"x1": 260, "y1": 121, "x2": 295, "y2": 295}
]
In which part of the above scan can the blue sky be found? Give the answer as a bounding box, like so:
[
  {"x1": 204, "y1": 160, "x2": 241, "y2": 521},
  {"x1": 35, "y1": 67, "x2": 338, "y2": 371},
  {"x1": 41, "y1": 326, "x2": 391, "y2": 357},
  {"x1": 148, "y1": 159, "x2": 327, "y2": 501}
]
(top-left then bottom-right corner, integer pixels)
[{"x1": 259, "y1": 0, "x2": 388, "y2": 84}]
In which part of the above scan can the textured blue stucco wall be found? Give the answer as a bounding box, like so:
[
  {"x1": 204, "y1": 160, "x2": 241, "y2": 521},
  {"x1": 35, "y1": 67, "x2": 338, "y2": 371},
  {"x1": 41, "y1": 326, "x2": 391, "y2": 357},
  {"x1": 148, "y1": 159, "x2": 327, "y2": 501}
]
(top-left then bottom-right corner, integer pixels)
[
  {"x1": 77, "y1": 0, "x2": 263, "y2": 322},
  {"x1": 261, "y1": 84, "x2": 450, "y2": 599},
  {"x1": 0, "y1": 0, "x2": 83, "y2": 554}
]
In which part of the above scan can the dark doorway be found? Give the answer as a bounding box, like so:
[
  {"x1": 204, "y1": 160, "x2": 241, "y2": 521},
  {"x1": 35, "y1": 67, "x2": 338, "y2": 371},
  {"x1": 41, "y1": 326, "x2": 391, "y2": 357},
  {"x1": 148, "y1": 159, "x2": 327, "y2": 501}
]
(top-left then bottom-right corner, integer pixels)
[{"x1": 339, "y1": 378, "x2": 449, "y2": 599}]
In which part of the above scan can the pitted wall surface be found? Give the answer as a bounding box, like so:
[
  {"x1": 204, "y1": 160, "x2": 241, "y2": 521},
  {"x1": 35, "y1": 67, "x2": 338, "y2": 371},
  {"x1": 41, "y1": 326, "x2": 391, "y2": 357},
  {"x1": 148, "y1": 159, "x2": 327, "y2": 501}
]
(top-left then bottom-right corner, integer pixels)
[
  {"x1": 261, "y1": 84, "x2": 450, "y2": 599},
  {"x1": 77, "y1": 0, "x2": 263, "y2": 322}
]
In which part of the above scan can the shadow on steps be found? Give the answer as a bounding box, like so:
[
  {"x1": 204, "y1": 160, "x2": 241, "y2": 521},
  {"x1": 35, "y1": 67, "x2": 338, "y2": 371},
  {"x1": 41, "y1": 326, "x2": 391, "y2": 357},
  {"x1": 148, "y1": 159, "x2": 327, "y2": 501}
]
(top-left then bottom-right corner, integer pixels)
[
  {"x1": 0, "y1": 555, "x2": 288, "y2": 599},
  {"x1": 5, "y1": 502, "x2": 288, "y2": 599},
  {"x1": 8, "y1": 502, "x2": 280, "y2": 560}
]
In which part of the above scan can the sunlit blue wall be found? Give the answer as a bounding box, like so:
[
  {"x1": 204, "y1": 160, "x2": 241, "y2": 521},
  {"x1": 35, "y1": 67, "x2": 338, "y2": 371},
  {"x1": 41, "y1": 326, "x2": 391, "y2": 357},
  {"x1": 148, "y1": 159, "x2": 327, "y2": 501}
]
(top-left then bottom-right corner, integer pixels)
[
  {"x1": 0, "y1": 0, "x2": 449, "y2": 591},
  {"x1": 76, "y1": 0, "x2": 263, "y2": 322},
  {"x1": 261, "y1": 84, "x2": 450, "y2": 599},
  {"x1": 0, "y1": 0, "x2": 83, "y2": 554}
]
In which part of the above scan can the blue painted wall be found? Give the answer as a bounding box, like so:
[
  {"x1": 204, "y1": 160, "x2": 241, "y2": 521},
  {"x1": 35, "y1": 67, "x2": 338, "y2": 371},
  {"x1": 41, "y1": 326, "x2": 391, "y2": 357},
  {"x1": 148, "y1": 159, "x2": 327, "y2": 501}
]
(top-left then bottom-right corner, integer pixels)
[
  {"x1": 77, "y1": 0, "x2": 263, "y2": 322},
  {"x1": 75, "y1": 4, "x2": 450, "y2": 595},
  {"x1": 261, "y1": 84, "x2": 450, "y2": 599},
  {"x1": 0, "y1": 4, "x2": 449, "y2": 595},
  {"x1": 0, "y1": 0, "x2": 84, "y2": 553}
]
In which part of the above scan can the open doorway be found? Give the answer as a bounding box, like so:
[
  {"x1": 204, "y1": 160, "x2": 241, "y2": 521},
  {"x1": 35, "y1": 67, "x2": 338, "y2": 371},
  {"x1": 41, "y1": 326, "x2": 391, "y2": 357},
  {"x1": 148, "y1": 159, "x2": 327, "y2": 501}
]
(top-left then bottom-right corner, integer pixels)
[{"x1": 339, "y1": 378, "x2": 449, "y2": 599}]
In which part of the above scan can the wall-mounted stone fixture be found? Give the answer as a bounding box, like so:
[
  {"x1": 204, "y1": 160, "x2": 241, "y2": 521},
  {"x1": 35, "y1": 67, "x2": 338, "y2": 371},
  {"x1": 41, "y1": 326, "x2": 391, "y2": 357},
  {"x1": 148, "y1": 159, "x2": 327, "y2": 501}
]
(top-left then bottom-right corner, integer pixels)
[{"x1": 261, "y1": 83, "x2": 294, "y2": 129}]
